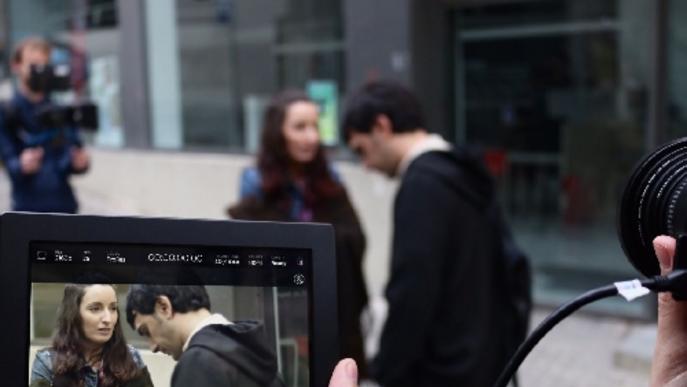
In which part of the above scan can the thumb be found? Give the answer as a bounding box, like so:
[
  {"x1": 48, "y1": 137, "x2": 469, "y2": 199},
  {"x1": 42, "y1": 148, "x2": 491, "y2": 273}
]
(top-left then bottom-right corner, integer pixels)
[
  {"x1": 328, "y1": 359, "x2": 358, "y2": 387},
  {"x1": 651, "y1": 236, "x2": 687, "y2": 386},
  {"x1": 654, "y1": 235, "x2": 676, "y2": 275}
]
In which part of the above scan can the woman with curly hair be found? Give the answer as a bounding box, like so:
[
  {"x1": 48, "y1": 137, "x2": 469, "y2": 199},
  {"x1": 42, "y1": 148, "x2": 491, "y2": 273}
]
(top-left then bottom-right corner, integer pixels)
[
  {"x1": 228, "y1": 90, "x2": 369, "y2": 377},
  {"x1": 30, "y1": 284, "x2": 153, "y2": 387}
]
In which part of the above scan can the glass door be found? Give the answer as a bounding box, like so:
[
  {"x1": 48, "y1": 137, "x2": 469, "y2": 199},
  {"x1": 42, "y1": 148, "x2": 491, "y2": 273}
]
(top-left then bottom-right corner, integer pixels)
[{"x1": 455, "y1": 0, "x2": 652, "y2": 316}]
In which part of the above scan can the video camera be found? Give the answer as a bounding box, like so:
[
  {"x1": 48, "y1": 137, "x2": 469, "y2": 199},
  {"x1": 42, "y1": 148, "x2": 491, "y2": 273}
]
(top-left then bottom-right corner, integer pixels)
[
  {"x1": 27, "y1": 63, "x2": 70, "y2": 93},
  {"x1": 27, "y1": 63, "x2": 99, "y2": 131}
]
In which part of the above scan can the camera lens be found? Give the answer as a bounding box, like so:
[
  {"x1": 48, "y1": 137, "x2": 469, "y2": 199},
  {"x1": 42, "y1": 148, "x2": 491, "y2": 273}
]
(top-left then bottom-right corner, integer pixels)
[{"x1": 619, "y1": 137, "x2": 687, "y2": 277}]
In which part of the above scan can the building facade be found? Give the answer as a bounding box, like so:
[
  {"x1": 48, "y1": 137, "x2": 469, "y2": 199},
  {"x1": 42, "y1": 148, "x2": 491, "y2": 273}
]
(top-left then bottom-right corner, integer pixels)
[{"x1": 1, "y1": 0, "x2": 685, "y2": 317}]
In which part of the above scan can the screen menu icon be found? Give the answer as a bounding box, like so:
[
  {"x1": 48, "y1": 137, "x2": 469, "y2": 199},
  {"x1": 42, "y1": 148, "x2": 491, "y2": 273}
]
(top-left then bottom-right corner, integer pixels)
[{"x1": 247, "y1": 254, "x2": 264, "y2": 267}]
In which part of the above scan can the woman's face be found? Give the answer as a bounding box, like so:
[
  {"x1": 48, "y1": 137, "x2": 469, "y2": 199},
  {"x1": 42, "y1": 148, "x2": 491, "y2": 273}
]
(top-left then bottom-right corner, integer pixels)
[
  {"x1": 79, "y1": 285, "x2": 118, "y2": 347},
  {"x1": 282, "y1": 101, "x2": 321, "y2": 165}
]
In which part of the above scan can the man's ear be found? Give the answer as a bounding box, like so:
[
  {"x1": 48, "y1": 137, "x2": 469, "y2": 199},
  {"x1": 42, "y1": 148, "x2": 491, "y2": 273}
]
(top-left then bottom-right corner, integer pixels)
[
  {"x1": 154, "y1": 296, "x2": 174, "y2": 319},
  {"x1": 372, "y1": 114, "x2": 393, "y2": 138}
]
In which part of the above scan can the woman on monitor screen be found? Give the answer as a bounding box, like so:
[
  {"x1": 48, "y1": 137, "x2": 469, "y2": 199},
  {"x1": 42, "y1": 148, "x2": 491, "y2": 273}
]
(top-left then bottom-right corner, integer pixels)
[
  {"x1": 29, "y1": 284, "x2": 153, "y2": 387},
  {"x1": 228, "y1": 90, "x2": 369, "y2": 377}
]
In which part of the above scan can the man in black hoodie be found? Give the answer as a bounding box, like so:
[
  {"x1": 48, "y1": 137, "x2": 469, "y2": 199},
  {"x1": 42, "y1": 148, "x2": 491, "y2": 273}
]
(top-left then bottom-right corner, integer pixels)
[
  {"x1": 126, "y1": 285, "x2": 284, "y2": 387},
  {"x1": 342, "y1": 81, "x2": 514, "y2": 387}
]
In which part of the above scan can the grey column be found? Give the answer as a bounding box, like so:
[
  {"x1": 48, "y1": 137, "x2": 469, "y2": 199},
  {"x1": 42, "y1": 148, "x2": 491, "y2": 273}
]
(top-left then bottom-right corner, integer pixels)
[
  {"x1": 117, "y1": 0, "x2": 151, "y2": 148},
  {"x1": 145, "y1": 1, "x2": 183, "y2": 149}
]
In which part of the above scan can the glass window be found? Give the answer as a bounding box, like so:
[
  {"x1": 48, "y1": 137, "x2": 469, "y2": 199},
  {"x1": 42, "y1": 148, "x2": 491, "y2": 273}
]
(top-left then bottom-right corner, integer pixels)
[
  {"x1": 456, "y1": 0, "x2": 651, "y2": 316},
  {"x1": 171, "y1": 0, "x2": 345, "y2": 151},
  {"x1": 459, "y1": 0, "x2": 616, "y2": 30},
  {"x1": 668, "y1": 0, "x2": 687, "y2": 139}
]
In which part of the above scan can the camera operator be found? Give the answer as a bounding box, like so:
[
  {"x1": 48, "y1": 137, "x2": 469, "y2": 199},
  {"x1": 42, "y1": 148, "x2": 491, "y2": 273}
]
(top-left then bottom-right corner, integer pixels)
[
  {"x1": 0, "y1": 37, "x2": 90, "y2": 213},
  {"x1": 651, "y1": 235, "x2": 687, "y2": 387}
]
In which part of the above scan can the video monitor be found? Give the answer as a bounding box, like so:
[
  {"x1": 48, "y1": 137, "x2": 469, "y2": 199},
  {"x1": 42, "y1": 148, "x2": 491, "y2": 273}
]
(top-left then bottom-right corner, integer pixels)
[{"x1": 0, "y1": 212, "x2": 338, "y2": 387}]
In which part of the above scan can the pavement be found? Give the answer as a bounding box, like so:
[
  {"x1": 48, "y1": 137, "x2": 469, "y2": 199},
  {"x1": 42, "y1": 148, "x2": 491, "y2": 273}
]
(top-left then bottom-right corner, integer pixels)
[
  {"x1": 519, "y1": 309, "x2": 653, "y2": 387},
  {"x1": 0, "y1": 174, "x2": 657, "y2": 386}
]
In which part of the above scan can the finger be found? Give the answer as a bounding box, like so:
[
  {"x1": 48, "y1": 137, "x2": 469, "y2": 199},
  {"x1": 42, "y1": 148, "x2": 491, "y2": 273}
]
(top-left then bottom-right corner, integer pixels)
[
  {"x1": 328, "y1": 359, "x2": 358, "y2": 387},
  {"x1": 654, "y1": 235, "x2": 677, "y2": 275},
  {"x1": 651, "y1": 236, "x2": 687, "y2": 386}
]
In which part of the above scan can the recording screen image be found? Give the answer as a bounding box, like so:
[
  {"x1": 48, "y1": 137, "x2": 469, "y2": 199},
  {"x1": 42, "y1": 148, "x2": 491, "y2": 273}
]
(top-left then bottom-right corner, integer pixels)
[{"x1": 27, "y1": 241, "x2": 311, "y2": 387}]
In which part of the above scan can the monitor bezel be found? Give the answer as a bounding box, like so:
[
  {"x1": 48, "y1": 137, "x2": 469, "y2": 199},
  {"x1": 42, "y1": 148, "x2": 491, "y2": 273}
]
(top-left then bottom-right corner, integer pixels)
[{"x1": 0, "y1": 212, "x2": 338, "y2": 387}]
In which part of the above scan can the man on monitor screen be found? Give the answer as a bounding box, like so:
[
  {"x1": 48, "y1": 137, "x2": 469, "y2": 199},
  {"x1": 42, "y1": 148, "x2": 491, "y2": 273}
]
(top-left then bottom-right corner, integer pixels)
[{"x1": 126, "y1": 285, "x2": 285, "y2": 387}]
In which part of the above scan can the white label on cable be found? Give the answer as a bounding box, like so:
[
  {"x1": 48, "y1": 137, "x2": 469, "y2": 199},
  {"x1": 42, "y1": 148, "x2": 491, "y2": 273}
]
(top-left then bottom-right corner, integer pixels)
[{"x1": 614, "y1": 279, "x2": 651, "y2": 302}]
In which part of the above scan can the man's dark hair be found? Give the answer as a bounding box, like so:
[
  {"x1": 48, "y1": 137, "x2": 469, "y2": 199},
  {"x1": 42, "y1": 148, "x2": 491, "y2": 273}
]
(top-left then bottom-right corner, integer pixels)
[
  {"x1": 126, "y1": 285, "x2": 211, "y2": 329},
  {"x1": 342, "y1": 80, "x2": 426, "y2": 141}
]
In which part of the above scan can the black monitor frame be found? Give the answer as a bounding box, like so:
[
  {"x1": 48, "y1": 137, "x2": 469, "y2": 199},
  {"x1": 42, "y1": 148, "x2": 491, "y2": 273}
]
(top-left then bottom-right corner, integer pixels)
[{"x1": 0, "y1": 212, "x2": 338, "y2": 387}]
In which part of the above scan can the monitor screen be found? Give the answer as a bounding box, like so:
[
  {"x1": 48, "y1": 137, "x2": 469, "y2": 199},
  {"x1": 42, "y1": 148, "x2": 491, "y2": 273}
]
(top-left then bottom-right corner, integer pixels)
[{"x1": 0, "y1": 213, "x2": 337, "y2": 387}]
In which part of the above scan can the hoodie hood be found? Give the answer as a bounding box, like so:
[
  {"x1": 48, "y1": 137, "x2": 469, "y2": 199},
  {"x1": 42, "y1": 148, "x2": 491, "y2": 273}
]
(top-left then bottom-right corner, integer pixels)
[
  {"x1": 185, "y1": 320, "x2": 284, "y2": 386},
  {"x1": 408, "y1": 148, "x2": 496, "y2": 211}
]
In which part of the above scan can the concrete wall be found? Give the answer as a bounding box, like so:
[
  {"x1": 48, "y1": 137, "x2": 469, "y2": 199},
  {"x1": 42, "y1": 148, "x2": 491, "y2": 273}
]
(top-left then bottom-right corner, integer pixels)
[
  {"x1": 344, "y1": 0, "x2": 453, "y2": 136},
  {"x1": 344, "y1": 0, "x2": 412, "y2": 89},
  {"x1": 72, "y1": 148, "x2": 397, "y2": 298}
]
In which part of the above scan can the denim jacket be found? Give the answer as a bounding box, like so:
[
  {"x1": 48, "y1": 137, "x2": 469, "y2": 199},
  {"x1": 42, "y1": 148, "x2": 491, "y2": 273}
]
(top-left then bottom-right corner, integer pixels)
[
  {"x1": 30, "y1": 345, "x2": 145, "y2": 387},
  {"x1": 239, "y1": 166, "x2": 341, "y2": 221},
  {"x1": 0, "y1": 90, "x2": 85, "y2": 213}
]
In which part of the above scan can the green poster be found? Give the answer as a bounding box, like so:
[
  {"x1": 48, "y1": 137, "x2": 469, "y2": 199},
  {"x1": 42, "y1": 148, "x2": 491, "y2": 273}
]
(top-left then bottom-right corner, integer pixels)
[{"x1": 307, "y1": 80, "x2": 339, "y2": 146}]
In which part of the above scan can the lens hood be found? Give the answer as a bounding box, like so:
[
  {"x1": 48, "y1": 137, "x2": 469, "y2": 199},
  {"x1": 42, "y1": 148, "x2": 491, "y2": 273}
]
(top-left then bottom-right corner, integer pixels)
[{"x1": 619, "y1": 137, "x2": 687, "y2": 277}]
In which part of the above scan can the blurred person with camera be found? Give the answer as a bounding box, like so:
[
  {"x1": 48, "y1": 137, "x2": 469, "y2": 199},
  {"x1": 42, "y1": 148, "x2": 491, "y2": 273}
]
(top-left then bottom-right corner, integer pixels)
[{"x1": 0, "y1": 37, "x2": 90, "y2": 213}]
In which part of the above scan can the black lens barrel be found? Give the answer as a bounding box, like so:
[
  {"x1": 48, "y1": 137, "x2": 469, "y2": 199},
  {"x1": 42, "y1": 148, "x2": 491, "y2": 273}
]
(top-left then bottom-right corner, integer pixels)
[{"x1": 619, "y1": 137, "x2": 687, "y2": 277}]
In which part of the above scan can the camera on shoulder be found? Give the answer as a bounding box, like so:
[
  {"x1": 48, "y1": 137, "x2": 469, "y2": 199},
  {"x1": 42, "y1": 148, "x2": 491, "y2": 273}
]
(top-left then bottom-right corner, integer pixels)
[
  {"x1": 27, "y1": 63, "x2": 99, "y2": 132},
  {"x1": 1, "y1": 63, "x2": 99, "y2": 144},
  {"x1": 27, "y1": 63, "x2": 71, "y2": 94}
]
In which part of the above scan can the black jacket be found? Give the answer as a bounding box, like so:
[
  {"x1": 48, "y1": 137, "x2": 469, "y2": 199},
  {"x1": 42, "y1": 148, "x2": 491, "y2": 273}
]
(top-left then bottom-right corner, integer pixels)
[
  {"x1": 228, "y1": 185, "x2": 369, "y2": 376},
  {"x1": 372, "y1": 149, "x2": 512, "y2": 387},
  {"x1": 172, "y1": 321, "x2": 285, "y2": 387}
]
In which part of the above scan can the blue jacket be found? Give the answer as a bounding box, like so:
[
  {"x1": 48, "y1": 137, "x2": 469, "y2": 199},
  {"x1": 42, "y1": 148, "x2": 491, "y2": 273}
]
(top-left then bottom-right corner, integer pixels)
[
  {"x1": 30, "y1": 346, "x2": 148, "y2": 387},
  {"x1": 0, "y1": 91, "x2": 85, "y2": 213},
  {"x1": 238, "y1": 166, "x2": 340, "y2": 221}
]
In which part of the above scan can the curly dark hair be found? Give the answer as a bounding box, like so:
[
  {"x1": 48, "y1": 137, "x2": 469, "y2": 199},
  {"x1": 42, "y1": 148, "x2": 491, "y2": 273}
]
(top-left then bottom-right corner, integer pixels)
[
  {"x1": 257, "y1": 89, "x2": 342, "y2": 210},
  {"x1": 51, "y1": 284, "x2": 140, "y2": 387}
]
